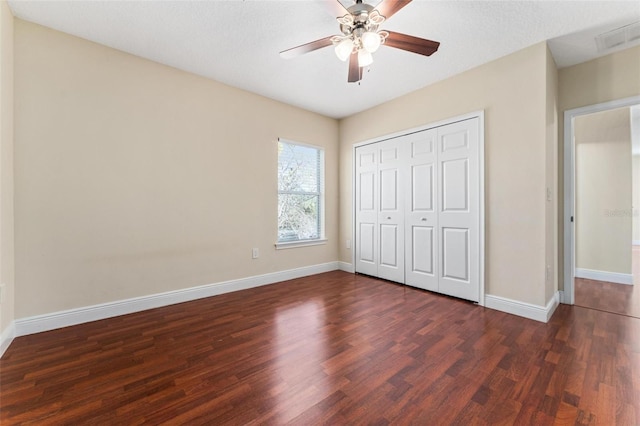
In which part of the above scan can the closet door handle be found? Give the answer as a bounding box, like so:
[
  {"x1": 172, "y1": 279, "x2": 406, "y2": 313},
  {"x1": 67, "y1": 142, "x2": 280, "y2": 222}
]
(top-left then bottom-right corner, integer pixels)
[
  {"x1": 421, "y1": 217, "x2": 427, "y2": 221},
  {"x1": 386, "y1": 216, "x2": 391, "y2": 220}
]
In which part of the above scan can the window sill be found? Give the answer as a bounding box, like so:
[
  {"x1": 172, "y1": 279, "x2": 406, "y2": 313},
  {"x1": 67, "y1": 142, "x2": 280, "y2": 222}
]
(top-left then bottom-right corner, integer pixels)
[{"x1": 275, "y1": 239, "x2": 328, "y2": 250}]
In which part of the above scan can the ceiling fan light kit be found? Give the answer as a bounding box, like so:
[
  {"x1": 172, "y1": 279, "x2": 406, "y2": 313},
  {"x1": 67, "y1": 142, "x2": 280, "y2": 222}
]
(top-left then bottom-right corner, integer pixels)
[
  {"x1": 330, "y1": 6, "x2": 386, "y2": 64},
  {"x1": 361, "y1": 30, "x2": 383, "y2": 53},
  {"x1": 335, "y1": 38, "x2": 354, "y2": 61},
  {"x1": 280, "y1": 0, "x2": 440, "y2": 83},
  {"x1": 358, "y1": 49, "x2": 374, "y2": 67}
]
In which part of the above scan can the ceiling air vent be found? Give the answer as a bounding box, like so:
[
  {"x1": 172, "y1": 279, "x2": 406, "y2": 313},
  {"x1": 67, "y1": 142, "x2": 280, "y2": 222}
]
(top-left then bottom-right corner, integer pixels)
[{"x1": 595, "y1": 21, "x2": 640, "y2": 53}]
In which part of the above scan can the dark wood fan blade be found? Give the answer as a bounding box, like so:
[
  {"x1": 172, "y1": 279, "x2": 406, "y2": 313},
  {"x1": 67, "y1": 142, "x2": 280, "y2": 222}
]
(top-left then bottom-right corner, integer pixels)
[
  {"x1": 384, "y1": 31, "x2": 440, "y2": 56},
  {"x1": 348, "y1": 53, "x2": 362, "y2": 83},
  {"x1": 280, "y1": 36, "x2": 334, "y2": 59},
  {"x1": 375, "y1": 0, "x2": 412, "y2": 20}
]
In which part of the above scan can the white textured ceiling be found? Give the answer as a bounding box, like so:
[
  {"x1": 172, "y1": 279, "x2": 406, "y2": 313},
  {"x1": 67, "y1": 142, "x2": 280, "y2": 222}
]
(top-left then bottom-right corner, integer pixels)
[{"x1": 8, "y1": 0, "x2": 640, "y2": 119}]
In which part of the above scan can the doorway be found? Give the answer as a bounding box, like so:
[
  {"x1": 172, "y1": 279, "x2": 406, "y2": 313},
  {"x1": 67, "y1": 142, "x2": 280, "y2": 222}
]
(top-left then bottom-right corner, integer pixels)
[{"x1": 564, "y1": 96, "x2": 640, "y2": 317}]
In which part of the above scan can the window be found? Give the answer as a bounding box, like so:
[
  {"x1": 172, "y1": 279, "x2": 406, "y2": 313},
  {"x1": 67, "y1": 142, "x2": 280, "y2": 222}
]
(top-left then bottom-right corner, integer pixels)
[{"x1": 277, "y1": 139, "x2": 325, "y2": 247}]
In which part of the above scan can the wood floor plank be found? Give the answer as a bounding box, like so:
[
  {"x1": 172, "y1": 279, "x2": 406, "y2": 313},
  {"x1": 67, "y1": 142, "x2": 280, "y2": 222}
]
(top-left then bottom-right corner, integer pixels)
[
  {"x1": 1, "y1": 271, "x2": 639, "y2": 424},
  {"x1": 575, "y1": 245, "x2": 640, "y2": 318}
]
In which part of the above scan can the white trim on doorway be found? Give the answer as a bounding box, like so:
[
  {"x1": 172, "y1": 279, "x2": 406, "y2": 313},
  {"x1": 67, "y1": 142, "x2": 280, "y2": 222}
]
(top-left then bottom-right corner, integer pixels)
[{"x1": 563, "y1": 95, "x2": 640, "y2": 305}]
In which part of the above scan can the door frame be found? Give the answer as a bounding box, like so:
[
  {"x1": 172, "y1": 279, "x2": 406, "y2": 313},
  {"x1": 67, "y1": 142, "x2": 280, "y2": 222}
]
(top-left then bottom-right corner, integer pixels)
[
  {"x1": 351, "y1": 110, "x2": 486, "y2": 306},
  {"x1": 562, "y1": 95, "x2": 640, "y2": 305}
]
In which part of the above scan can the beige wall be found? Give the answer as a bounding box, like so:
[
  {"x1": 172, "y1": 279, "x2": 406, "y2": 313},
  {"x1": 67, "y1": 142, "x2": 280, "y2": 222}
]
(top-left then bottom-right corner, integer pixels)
[
  {"x1": 558, "y1": 45, "x2": 640, "y2": 289},
  {"x1": 575, "y1": 107, "x2": 631, "y2": 274},
  {"x1": 340, "y1": 42, "x2": 552, "y2": 306},
  {"x1": 14, "y1": 20, "x2": 340, "y2": 318},
  {"x1": 558, "y1": 46, "x2": 640, "y2": 114},
  {"x1": 0, "y1": 1, "x2": 14, "y2": 338}
]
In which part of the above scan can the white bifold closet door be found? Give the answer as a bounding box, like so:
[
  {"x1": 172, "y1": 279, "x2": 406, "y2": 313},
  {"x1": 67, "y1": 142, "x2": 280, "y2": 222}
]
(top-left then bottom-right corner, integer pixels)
[
  {"x1": 437, "y1": 119, "x2": 480, "y2": 301},
  {"x1": 404, "y1": 129, "x2": 439, "y2": 292},
  {"x1": 355, "y1": 139, "x2": 406, "y2": 284},
  {"x1": 355, "y1": 117, "x2": 480, "y2": 302}
]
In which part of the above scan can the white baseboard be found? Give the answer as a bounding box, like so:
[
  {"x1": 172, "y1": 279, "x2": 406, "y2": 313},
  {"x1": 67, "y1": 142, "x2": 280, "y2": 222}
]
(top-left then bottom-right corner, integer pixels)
[
  {"x1": 559, "y1": 290, "x2": 566, "y2": 304},
  {"x1": 484, "y1": 291, "x2": 560, "y2": 323},
  {"x1": 0, "y1": 321, "x2": 16, "y2": 358},
  {"x1": 575, "y1": 268, "x2": 633, "y2": 285},
  {"x1": 339, "y1": 262, "x2": 355, "y2": 273},
  {"x1": 14, "y1": 261, "x2": 340, "y2": 338},
  {"x1": 545, "y1": 292, "x2": 561, "y2": 322}
]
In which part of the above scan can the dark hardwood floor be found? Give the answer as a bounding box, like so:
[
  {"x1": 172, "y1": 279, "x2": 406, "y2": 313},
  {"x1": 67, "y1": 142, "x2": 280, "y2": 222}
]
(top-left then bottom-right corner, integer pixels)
[
  {"x1": 575, "y1": 245, "x2": 640, "y2": 318},
  {"x1": 575, "y1": 278, "x2": 640, "y2": 319},
  {"x1": 1, "y1": 271, "x2": 639, "y2": 424}
]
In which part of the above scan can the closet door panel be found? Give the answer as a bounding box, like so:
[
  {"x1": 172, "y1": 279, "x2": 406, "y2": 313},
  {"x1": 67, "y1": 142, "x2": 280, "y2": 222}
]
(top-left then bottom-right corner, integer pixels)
[
  {"x1": 404, "y1": 129, "x2": 438, "y2": 291},
  {"x1": 442, "y1": 159, "x2": 469, "y2": 212},
  {"x1": 437, "y1": 118, "x2": 480, "y2": 302},
  {"x1": 355, "y1": 145, "x2": 379, "y2": 277},
  {"x1": 411, "y1": 226, "x2": 435, "y2": 273},
  {"x1": 380, "y1": 169, "x2": 399, "y2": 211},
  {"x1": 359, "y1": 171, "x2": 376, "y2": 211},
  {"x1": 442, "y1": 227, "x2": 469, "y2": 281},
  {"x1": 380, "y1": 224, "x2": 400, "y2": 267},
  {"x1": 358, "y1": 222, "x2": 376, "y2": 263},
  {"x1": 412, "y1": 164, "x2": 434, "y2": 211},
  {"x1": 377, "y1": 139, "x2": 405, "y2": 284}
]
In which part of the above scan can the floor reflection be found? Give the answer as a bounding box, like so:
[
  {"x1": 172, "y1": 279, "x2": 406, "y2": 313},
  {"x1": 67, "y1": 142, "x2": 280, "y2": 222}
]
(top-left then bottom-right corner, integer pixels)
[{"x1": 271, "y1": 300, "x2": 329, "y2": 422}]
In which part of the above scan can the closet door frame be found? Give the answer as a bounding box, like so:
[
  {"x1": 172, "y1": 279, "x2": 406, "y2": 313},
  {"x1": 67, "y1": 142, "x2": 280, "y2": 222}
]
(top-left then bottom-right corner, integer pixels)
[{"x1": 351, "y1": 111, "x2": 486, "y2": 307}]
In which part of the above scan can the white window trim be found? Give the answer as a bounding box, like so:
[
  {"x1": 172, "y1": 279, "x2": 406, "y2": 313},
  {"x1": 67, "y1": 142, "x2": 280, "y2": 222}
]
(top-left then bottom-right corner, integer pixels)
[
  {"x1": 275, "y1": 238, "x2": 328, "y2": 250},
  {"x1": 276, "y1": 138, "x2": 325, "y2": 248}
]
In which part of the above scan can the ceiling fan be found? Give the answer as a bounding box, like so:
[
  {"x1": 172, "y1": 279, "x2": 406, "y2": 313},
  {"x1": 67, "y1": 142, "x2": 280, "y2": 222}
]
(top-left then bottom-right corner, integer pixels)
[{"x1": 280, "y1": 0, "x2": 440, "y2": 83}]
